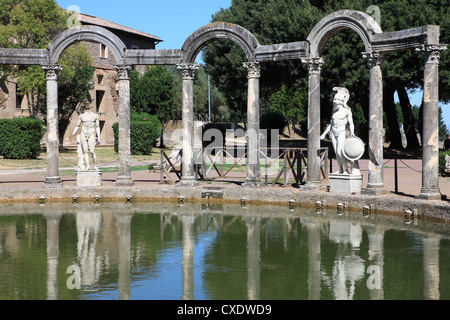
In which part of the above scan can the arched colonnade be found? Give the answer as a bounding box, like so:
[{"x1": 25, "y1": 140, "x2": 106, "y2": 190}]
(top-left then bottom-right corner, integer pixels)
[{"x1": 0, "y1": 10, "x2": 446, "y2": 199}]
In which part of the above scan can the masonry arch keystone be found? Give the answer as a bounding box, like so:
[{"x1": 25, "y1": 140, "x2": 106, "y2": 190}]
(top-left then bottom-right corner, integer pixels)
[
  {"x1": 47, "y1": 25, "x2": 127, "y2": 65},
  {"x1": 181, "y1": 22, "x2": 261, "y2": 63},
  {"x1": 307, "y1": 10, "x2": 383, "y2": 58}
]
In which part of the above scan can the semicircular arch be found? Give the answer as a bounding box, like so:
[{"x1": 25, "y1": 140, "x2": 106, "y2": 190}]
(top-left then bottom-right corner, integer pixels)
[
  {"x1": 47, "y1": 25, "x2": 127, "y2": 65},
  {"x1": 307, "y1": 10, "x2": 382, "y2": 58},
  {"x1": 181, "y1": 22, "x2": 261, "y2": 64}
]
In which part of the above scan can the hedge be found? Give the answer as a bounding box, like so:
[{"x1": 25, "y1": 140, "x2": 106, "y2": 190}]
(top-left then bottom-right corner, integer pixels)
[
  {"x1": 113, "y1": 114, "x2": 162, "y2": 155},
  {"x1": 0, "y1": 117, "x2": 44, "y2": 159}
]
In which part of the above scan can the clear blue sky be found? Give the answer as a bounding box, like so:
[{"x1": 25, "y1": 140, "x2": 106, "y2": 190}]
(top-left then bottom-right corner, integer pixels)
[{"x1": 55, "y1": 0, "x2": 448, "y2": 130}]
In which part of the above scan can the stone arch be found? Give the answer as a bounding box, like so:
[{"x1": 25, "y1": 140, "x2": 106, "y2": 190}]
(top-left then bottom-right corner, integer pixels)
[
  {"x1": 307, "y1": 10, "x2": 382, "y2": 57},
  {"x1": 181, "y1": 22, "x2": 261, "y2": 63},
  {"x1": 47, "y1": 25, "x2": 127, "y2": 65}
]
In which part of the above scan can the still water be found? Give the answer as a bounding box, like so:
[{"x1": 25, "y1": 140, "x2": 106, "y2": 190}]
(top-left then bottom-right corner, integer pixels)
[{"x1": 0, "y1": 201, "x2": 449, "y2": 300}]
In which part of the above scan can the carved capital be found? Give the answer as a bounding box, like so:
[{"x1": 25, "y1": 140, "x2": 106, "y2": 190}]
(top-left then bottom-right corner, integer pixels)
[
  {"x1": 301, "y1": 57, "x2": 325, "y2": 74},
  {"x1": 42, "y1": 65, "x2": 63, "y2": 81},
  {"x1": 177, "y1": 64, "x2": 199, "y2": 80},
  {"x1": 362, "y1": 51, "x2": 384, "y2": 68},
  {"x1": 114, "y1": 65, "x2": 132, "y2": 80},
  {"x1": 416, "y1": 44, "x2": 448, "y2": 64},
  {"x1": 243, "y1": 62, "x2": 261, "y2": 79}
]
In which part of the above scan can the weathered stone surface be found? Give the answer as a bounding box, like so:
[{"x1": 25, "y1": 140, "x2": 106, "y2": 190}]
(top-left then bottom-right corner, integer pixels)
[
  {"x1": 76, "y1": 170, "x2": 102, "y2": 187},
  {"x1": 0, "y1": 48, "x2": 49, "y2": 65},
  {"x1": 177, "y1": 64, "x2": 199, "y2": 187},
  {"x1": 307, "y1": 10, "x2": 382, "y2": 57},
  {"x1": 126, "y1": 49, "x2": 182, "y2": 65},
  {"x1": 255, "y1": 42, "x2": 308, "y2": 62},
  {"x1": 181, "y1": 22, "x2": 261, "y2": 63},
  {"x1": 372, "y1": 25, "x2": 441, "y2": 53},
  {"x1": 48, "y1": 26, "x2": 126, "y2": 65},
  {"x1": 43, "y1": 65, "x2": 63, "y2": 188},
  {"x1": 114, "y1": 65, "x2": 134, "y2": 187},
  {"x1": 329, "y1": 173, "x2": 363, "y2": 195}
]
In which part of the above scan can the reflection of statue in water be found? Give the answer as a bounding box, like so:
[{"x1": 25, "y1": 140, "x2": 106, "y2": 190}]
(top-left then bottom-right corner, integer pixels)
[
  {"x1": 321, "y1": 87, "x2": 361, "y2": 175},
  {"x1": 73, "y1": 111, "x2": 101, "y2": 171}
]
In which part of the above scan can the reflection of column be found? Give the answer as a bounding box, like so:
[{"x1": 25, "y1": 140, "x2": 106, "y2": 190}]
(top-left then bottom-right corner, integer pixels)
[
  {"x1": 301, "y1": 58, "x2": 325, "y2": 189},
  {"x1": 362, "y1": 52, "x2": 385, "y2": 192},
  {"x1": 115, "y1": 212, "x2": 133, "y2": 300},
  {"x1": 304, "y1": 220, "x2": 321, "y2": 300},
  {"x1": 114, "y1": 65, "x2": 134, "y2": 187},
  {"x1": 423, "y1": 234, "x2": 441, "y2": 300},
  {"x1": 181, "y1": 214, "x2": 196, "y2": 300},
  {"x1": 416, "y1": 44, "x2": 447, "y2": 199},
  {"x1": 45, "y1": 212, "x2": 62, "y2": 300},
  {"x1": 76, "y1": 211, "x2": 102, "y2": 286},
  {"x1": 242, "y1": 62, "x2": 261, "y2": 187},
  {"x1": 177, "y1": 64, "x2": 199, "y2": 187},
  {"x1": 42, "y1": 65, "x2": 63, "y2": 187},
  {"x1": 245, "y1": 217, "x2": 261, "y2": 300},
  {"x1": 367, "y1": 226, "x2": 385, "y2": 300}
]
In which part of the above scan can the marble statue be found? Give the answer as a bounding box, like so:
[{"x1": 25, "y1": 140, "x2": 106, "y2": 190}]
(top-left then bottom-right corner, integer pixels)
[
  {"x1": 321, "y1": 87, "x2": 363, "y2": 175},
  {"x1": 72, "y1": 111, "x2": 101, "y2": 171},
  {"x1": 445, "y1": 154, "x2": 450, "y2": 174}
]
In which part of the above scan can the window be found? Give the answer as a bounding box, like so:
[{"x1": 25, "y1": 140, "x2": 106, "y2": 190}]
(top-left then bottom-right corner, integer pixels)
[
  {"x1": 100, "y1": 43, "x2": 108, "y2": 59},
  {"x1": 96, "y1": 90, "x2": 105, "y2": 113}
]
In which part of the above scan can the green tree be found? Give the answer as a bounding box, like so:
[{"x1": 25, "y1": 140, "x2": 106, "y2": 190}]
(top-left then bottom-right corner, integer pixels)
[
  {"x1": 130, "y1": 66, "x2": 177, "y2": 147},
  {"x1": 439, "y1": 106, "x2": 448, "y2": 141},
  {"x1": 268, "y1": 84, "x2": 307, "y2": 137},
  {"x1": 0, "y1": 0, "x2": 68, "y2": 117},
  {"x1": 203, "y1": 0, "x2": 449, "y2": 149}
]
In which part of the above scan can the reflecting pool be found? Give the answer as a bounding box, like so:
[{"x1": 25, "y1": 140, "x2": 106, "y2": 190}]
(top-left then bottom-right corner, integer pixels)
[{"x1": 0, "y1": 201, "x2": 450, "y2": 300}]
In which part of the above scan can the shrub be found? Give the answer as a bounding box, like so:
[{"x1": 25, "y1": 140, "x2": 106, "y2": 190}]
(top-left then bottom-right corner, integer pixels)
[
  {"x1": 113, "y1": 114, "x2": 162, "y2": 155},
  {"x1": 0, "y1": 117, "x2": 44, "y2": 159}
]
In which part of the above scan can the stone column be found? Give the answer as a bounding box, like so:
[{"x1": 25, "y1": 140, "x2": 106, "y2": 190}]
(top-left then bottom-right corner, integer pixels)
[
  {"x1": 177, "y1": 64, "x2": 199, "y2": 187},
  {"x1": 301, "y1": 58, "x2": 325, "y2": 189},
  {"x1": 114, "y1": 65, "x2": 134, "y2": 187},
  {"x1": 42, "y1": 65, "x2": 63, "y2": 187},
  {"x1": 416, "y1": 44, "x2": 447, "y2": 200},
  {"x1": 243, "y1": 62, "x2": 261, "y2": 187},
  {"x1": 362, "y1": 52, "x2": 386, "y2": 193}
]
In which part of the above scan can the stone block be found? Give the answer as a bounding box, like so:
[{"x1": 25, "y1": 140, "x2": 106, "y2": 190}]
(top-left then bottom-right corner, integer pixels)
[
  {"x1": 76, "y1": 170, "x2": 102, "y2": 187},
  {"x1": 329, "y1": 173, "x2": 363, "y2": 195}
]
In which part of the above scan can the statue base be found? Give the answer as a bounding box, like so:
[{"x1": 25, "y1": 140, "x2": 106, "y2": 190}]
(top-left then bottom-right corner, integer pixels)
[
  {"x1": 329, "y1": 173, "x2": 363, "y2": 195},
  {"x1": 76, "y1": 170, "x2": 102, "y2": 187}
]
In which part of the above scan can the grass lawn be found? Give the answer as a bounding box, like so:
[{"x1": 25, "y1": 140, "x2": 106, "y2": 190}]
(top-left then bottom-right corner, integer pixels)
[{"x1": 0, "y1": 147, "x2": 162, "y2": 170}]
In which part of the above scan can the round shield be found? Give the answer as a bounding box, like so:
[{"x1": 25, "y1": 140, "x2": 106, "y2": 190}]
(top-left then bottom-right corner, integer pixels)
[{"x1": 342, "y1": 136, "x2": 365, "y2": 161}]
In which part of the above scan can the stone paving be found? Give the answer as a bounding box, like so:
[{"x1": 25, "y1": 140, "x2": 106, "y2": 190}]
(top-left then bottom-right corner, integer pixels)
[{"x1": 0, "y1": 158, "x2": 448, "y2": 199}]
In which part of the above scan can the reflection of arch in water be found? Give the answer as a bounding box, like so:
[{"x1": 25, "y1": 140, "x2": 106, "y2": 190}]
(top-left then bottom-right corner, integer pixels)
[
  {"x1": 181, "y1": 22, "x2": 261, "y2": 63},
  {"x1": 48, "y1": 25, "x2": 126, "y2": 65}
]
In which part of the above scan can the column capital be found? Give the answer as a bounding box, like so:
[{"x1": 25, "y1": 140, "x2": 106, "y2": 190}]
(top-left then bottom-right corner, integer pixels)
[
  {"x1": 243, "y1": 62, "x2": 261, "y2": 79},
  {"x1": 177, "y1": 63, "x2": 199, "y2": 80},
  {"x1": 301, "y1": 57, "x2": 325, "y2": 74},
  {"x1": 416, "y1": 44, "x2": 448, "y2": 64},
  {"x1": 362, "y1": 51, "x2": 385, "y2": 68},
  {"x1": 114, "y1": 65, "x2": 132, "y2": 80},
  {"x1": 42, "y1": 65, "x2": 63, "y2": 80}
]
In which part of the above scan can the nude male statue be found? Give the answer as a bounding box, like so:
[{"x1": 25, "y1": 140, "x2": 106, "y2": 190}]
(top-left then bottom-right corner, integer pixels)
[
  {"x1": 72, "y1": 110, "x2": 101, "y2": 171},
  {"x1": 320, "y1": 87, "x2": 356, "y2": 174}
]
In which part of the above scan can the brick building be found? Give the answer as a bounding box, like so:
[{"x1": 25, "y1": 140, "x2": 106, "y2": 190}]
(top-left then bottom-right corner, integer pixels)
[{"x1": 0, "y1": 13, "x2": 161, "y2": 148}]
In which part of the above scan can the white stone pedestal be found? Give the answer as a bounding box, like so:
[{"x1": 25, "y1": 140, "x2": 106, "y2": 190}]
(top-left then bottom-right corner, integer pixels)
[
  {"x1": 76, "y1": 170, "x2": 102, "y2": 187},
  {"x1": 329, "y1": 173, "x2": 363, "y2": 195}
]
